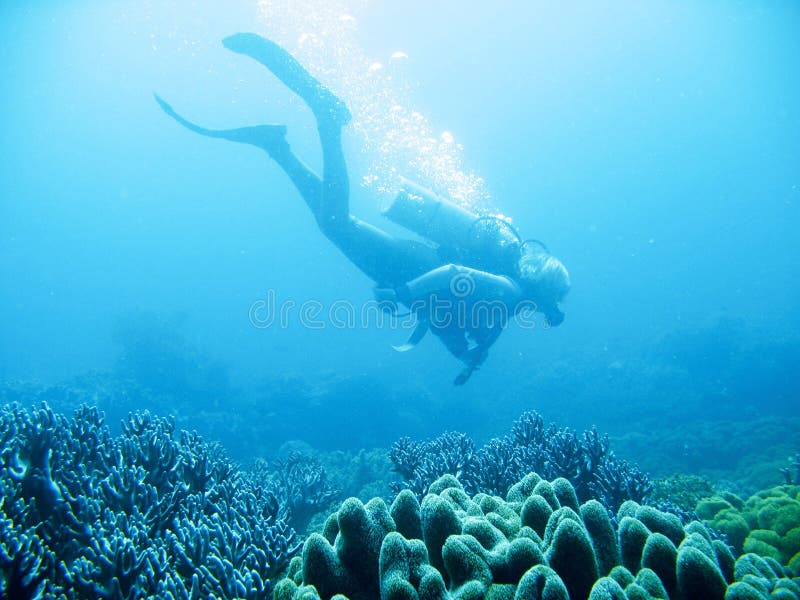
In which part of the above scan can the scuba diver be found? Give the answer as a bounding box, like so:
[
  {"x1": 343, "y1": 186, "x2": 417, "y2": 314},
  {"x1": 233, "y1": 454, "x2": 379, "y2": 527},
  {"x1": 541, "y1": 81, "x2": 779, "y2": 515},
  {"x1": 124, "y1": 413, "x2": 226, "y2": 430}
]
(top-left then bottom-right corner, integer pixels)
[{"x1": 156, "y1": 33, "x2": 570, "y2": 385}]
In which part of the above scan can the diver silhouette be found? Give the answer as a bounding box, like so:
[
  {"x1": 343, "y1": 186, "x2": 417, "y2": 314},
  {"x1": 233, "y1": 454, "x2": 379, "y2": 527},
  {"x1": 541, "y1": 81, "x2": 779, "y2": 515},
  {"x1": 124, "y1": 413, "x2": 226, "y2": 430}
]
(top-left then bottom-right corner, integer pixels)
[{"x1": 156, "y1": 33, "x2": 570, "y2": 385}]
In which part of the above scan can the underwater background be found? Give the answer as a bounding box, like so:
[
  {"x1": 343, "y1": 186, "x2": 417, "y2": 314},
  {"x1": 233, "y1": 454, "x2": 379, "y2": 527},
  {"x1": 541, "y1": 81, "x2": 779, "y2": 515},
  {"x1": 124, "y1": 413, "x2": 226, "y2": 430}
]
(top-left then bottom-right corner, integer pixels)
[{"x1": 1, "y1": 1, "x2": 799, "y2": 598}]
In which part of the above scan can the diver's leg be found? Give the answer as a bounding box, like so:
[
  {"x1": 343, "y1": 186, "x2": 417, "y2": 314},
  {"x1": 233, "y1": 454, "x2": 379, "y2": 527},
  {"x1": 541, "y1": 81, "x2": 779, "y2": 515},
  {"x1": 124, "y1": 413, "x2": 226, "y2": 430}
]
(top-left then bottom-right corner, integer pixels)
[
  {"x1": 273, "y1": 119, "x2": 434, "y2": 282},
  {"x1": 317, "y1": 119, "x2": 350, "y2": 227},
  {"x1": 293, "y1": 86, "x2": 441, "y2": 282},
  {"x1": 216, "y1": 33, "x2": 353, "y2": 223},
  {"x1": 222, "y1": 33, "x2": 351, "y2": 126},
  {"x1": 159, "y1": 96, "x2": 435, "y2": 281},
  {"x1": 268, "y1": 147, "x2": 324, "y2": 215},
  {"x1": 333, "y1": 220, "x2": 441, "y2": 284},
  {"x1": 156, "y1": 94, "x2": 324, "y2": 214}
]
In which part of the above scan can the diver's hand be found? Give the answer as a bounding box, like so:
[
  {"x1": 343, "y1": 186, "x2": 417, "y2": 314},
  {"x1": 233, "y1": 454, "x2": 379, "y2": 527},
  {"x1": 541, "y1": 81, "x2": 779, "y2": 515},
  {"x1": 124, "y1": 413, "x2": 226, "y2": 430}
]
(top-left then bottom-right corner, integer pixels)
[
  {"x1": 454, "y1": 365, "x2": 476, "y2": 386},
  {"x1": 543, "y1": 306, "x2": 565, "y2": 327},
  {"x1": 453, "y1": 342, "x2": 489, "y2": 385}
]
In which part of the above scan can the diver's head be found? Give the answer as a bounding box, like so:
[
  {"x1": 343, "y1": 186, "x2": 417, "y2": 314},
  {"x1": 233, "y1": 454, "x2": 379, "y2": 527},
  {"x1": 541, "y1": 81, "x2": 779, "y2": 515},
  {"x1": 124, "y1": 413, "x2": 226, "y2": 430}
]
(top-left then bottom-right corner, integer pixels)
[{"x1": 517, "y1": 243, "x2": 570, "y2": 326}]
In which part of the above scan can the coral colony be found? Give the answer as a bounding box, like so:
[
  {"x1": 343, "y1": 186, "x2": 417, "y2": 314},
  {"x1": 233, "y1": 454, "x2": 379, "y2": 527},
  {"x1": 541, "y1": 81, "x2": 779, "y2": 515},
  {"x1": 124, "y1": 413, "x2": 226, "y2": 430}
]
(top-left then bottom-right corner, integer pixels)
[{"x1": 2, "y1": 404, "x2": 799, "y2": 598}]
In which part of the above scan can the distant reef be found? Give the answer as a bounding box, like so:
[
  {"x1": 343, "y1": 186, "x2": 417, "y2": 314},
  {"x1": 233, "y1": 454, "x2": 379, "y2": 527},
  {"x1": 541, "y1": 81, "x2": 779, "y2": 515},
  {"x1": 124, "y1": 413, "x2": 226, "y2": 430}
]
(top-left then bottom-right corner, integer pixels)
[{"x1": 613, "y1": 417, "x2": 800, "y2": 493}]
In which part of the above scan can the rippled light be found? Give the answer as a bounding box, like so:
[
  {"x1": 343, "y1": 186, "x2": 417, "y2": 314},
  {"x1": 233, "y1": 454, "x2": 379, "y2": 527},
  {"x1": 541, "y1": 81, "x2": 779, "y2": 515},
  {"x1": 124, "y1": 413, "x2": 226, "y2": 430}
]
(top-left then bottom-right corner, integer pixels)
[{"x1": 256, "y1": 0, "x2": 491, "y2": 212}]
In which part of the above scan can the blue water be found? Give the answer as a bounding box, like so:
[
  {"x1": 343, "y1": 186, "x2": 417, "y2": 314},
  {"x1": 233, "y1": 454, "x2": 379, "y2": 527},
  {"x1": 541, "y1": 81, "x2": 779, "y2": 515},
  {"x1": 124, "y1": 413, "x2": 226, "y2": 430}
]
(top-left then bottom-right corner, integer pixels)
[{"x1": 1, "y1": 1, "x2": 798, "y2": 465}]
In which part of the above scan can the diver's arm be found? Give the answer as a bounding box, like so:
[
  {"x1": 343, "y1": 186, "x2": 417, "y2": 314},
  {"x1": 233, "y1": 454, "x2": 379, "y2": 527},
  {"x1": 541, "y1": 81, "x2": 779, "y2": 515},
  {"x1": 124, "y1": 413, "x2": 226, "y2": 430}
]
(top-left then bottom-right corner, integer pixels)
[{"x1": 402, "y1": 264, "x2": 521, "y2": 304}]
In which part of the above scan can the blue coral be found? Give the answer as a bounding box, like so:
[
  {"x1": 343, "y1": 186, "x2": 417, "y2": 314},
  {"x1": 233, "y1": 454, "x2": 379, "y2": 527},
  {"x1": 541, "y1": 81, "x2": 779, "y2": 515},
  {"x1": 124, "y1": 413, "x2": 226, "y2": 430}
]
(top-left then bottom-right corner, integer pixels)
[
  {"x1": 263, "y1": 452, "x2": 341, "y2": 533},
  {"x1": 389, "y1": 432, "x2": 480, "y2": 499},
  {"x1": 388, "y1": 411, "x2": 652, "y2": 514},
  {"x1": 0, "y1": 402, "x2": 301, "y2": 599}
]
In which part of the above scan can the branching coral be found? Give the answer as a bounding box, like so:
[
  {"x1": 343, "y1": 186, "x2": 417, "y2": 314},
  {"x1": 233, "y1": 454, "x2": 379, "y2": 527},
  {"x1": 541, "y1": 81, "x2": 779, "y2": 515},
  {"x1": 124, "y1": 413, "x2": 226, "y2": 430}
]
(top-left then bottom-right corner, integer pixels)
[
  {"x1": 263, "y1": 452, "x2": 341, "y2": 533},
  {"x1": 388, "y1": 411, "x2": 652, "y2": 514},
  {"x1": 0, "y1": 403, "x2": 301, "y2": 599}
]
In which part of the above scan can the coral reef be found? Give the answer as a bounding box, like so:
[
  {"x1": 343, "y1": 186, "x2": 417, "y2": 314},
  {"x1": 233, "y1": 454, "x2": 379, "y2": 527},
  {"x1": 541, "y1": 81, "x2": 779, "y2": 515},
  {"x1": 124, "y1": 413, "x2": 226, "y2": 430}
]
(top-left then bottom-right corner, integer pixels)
[
  {"x1": 0, "y1": 403, "x2": 301, "y2": 598},
  {"x1": 696, "y1": 485, "x2": 800, "y2": 576},
  {"x1": 274, "y1": 473, "x2": 800, "y2": 600},
  {"x1": 650, "y1": 475, "x2": 716, "y2": 514},
  {"x1": 389, "y1": 412, "x2": 652, "y2": 513},
  {"x1": 315, "y1": 447, "x2": 395, "y2": 505},
  {"x1": 646, "y1": 474, "x2": 718, "y2": 525},
  {"x1": 253, "y1": 452, "x2": 341, "y2": 534}
]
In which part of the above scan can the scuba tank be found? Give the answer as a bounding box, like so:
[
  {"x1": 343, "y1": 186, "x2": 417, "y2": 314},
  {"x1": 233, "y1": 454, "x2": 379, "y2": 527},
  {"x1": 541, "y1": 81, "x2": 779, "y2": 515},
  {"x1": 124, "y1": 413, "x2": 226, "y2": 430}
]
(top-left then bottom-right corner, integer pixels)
[{"x1": 383, "y1": 177, "x2": 522, "y2": 273}]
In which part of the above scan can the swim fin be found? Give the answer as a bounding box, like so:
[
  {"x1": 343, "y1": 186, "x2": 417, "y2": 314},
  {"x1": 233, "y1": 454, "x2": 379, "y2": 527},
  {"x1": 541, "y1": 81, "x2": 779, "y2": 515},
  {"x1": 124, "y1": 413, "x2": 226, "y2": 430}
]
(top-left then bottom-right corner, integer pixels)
[
  {"x1": 222, "y1": 33, "x2": 351, "y2": 127},
  {"x1": 392, "y1": 320, "x2": 429, "y2": 352},
  {"x1": 154, "y1": 93, "x2": 289, "y2": 156}
]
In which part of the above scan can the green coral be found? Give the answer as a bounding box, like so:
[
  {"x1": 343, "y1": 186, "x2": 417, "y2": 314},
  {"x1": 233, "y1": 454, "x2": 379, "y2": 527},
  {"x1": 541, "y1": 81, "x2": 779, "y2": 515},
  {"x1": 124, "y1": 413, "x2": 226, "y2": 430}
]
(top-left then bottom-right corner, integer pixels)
[
  {"x1": 697, "y1": 484, "x2": 800, "y2": 574},
  {"x1": 275, "y1": 474, "x2": 800, "y2": 600}
]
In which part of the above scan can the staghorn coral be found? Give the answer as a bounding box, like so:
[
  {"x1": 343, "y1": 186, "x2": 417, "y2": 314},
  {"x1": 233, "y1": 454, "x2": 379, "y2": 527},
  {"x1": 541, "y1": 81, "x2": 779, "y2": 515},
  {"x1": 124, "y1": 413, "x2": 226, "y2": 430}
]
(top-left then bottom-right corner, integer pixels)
[
  {"x1": 253, "y1": 452, "x2": 341, "y2": 534},
  {"x1": 389, "y1": 411, "x2": 652, "y2": 514},
  {"x1": 0, "y1": 402, "x2": 301, "y2": 599},
  {"x1": 389, "y1": 432, "x2": 480, "y2": 499},
  {"x1": 273, "y1": 472, "x2": 800, "y2": 600}
]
